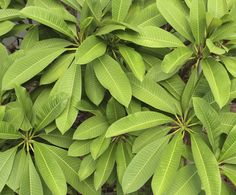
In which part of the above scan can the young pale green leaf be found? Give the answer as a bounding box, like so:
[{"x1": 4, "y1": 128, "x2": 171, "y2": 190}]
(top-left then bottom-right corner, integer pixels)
[
  {"x1": 73, "y1": 116, "x2": 109, "y2": 140},
  {"x1": 0, "y1": 9, "x2": 20, "y2": 21},
  {"x1": 50, "y1": 63, "x2": 81, "y2": 134},
  {"x1": 20, "y1": 6, "x2": 75, "y2": 39},
  {"x1": 0, "y1": 21, "x2": 15, "y2": 36},
  {"x1": 128, "y1": 74, "x2": 181, "y2": 115},
  {"x1": 119, "y1": 45, "x2": 145, "y2": 81},
  {"x1": 3, "y1": 48, "x2": 65, "y2": 90},
  {"x1": 112, "y1": 0, "x2": 132, "y2": 22},
  {"x1": 34, "y1": 94, "x2": 68, "y2": 131},
  {"x1": 191, "y1": 134, "x2": 221, "y2": 195},
  {"x1": 193, "y1": 97, "x2": 221, "y2": 150},
  {"x1": 85, "y1": 63, "x2": 105, "y2": 106},
  {"x1": 0, "y1": 121, "x2": 21, "y2": 139},
  {"x1": 34, "y1": 142, "x2": 67, "y2": 195},
  {"x1": 92, "y1": 55, "x2": 132, "y2": 107},
  {"x1": 152, "y1": 133, "x2": 183, "y2": 195},
  {"x1": 221, "y1": 56, "x2": 236, "y2": 77},
  {"x1": 167, "y1": 165, "x2": 201, "y2": 195},
  {"x1": 78, "y1": 155, "x2": 96, "y2": 181},
  {"x1": 117, "y1": 26, "x2": 184, "y2": 48},
  {"x1": 20, "y1": 27, "x2": 39, "y2": 51},
  {"x1": 202, "y1": 58, "x2": 231, "y2": 108},
  {"x1": 190, "y1": 0, "x2": 206, "y2": 45},
  {"x1": 19, "y1": 154, "x2": 43, "y2": 195},
  {"x1": 206, "y1": 39, "x2": 225, "y2": 55},
  {"x1": 0, "y1": 147, "x2": 17, "y2": 192},
  {"x1": 208, "y1": 0, "x2": 227, "y2": 18},
  {"x1": 68, "y1": 140, "x2": 91, "y2": 157},
  {"x1": 75, "y1": 36, "x2": 107, "y2": 65},
  {"x1": 122, "y1": 136, "x2": 169, "y2": 194},
  {"x1": 156, "y1": 0, "x2": 193, "y2": 41},
  {"x1": 94, "y1": 144, "x2": 116, "y2": 190},
  {"x1": 161, "y1": 47, "x2": 193, "y2": 73},
  {"x1": 106, "y1": 111, "x2": 173, "y2": 137}
]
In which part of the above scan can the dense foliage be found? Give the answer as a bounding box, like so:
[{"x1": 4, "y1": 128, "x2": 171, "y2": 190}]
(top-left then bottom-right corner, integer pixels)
[{"x1": 0, "y1": 0, "x2": 236, "y2": 194}]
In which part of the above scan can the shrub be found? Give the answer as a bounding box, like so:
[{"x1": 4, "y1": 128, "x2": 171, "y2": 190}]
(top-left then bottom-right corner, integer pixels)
[{"x1": 0, "y1": 0, "x2": 236, "y2": 194}]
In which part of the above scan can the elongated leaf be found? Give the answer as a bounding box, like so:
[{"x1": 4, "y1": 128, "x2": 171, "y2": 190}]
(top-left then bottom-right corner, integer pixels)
[
  {"x1": 112, "y1": 0, "x2": 132, "y2": 22},
  {"x1": 0, "y1": 121, "x2": 21, "y2": 139},
  {"x1": 20, "y1": 27, "x2": 39, "y2": 50},
  {"x1": 20, "y1": 6, "x2": 74, "y2": 39},
  {"x1": 221, "y1": 56, "x2": 236, "y2": 77},
  {"x1": 3, "y1": 48, "x2": 65, "y2": 90},
  {"x1": 128, "y1": 74, "x2": 181, "y2": 115},
  {"x1": 152, "y1": 133, "x2": 183, "y2": 194},
  {"x1": 0, "y1": 147, "x2": 17, "y2": 192},
  {"x1": 208, "y1": 0, "x2": 227, "y2": 18},
  {"x1": 34, "y1": 142, "x2": 67, "y2": 195},
  {"x1": 167, "y1": 165, "x2": 201, "y2": 195},
  {"x1": 93, "y1": 55, "x2": 132, "y2": 107},
  {"x1": 0, "y1": 21, "x2": 15, "y2": 36},
  {"x1": 190, "y1": 0, "x2": 206, "y2": 45},
  {"x1": 75, "y1": 36, "x2": 107, "y2": 65},
  {"x1": 68, "y1": 140, "x2": 91, "y2": 157},
  {"x1": 106, "y1": 111, "x2": 173, "y2": 137},
  {"x1": 191, "y1": 134, "x2": 221, "y2": 195},
  {"x1": 94, "y1": 144, "x2": 116, "y2": 190},
  {"x1": 78, "y1": 155, "x2": 96, "y2": 181},
  {"x1": 221, "y1": 165, "x2": 236, "y2": 186},
  {"x1": 119, "y1": 45, "x2": 145, "y2": 81},
  {"x1": 156, "y1": 0, "x2": 193, "y2": 41},
  {"x1": 202, "y1": 58, "x2": 231, "y2": 108},
  {"x1": 19, "y1": 154, "x2": 43, "y2": 195},
  {"x1": 206, "y1": 39, "x2": 225, "y2": 55},
  {"x1": 117, "y1": 26, "x2": 184, "y2": 48},
  {"x1": 122, "y1": 136, "x2": 168, "y2": 194},
  {"x1": 0, "y1": 9, "x2": 20, "y2": 21},
  {"x1": 161, "y1": 47, "x2": 193, "y2": 73}
]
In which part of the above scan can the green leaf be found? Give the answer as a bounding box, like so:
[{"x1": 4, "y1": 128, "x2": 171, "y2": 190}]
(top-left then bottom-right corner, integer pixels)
[
  {"x1": 73, "y1": 116, "x2": 109, "y2": 140},
  {"x1": 221, "y1": 56, "x2": 236, "y2": 77},
  {"x1": 20, "y1": 27, "x2": 39, "y2": 51},
  {"x1": 92, "y1": 55, "x2": 132, "y2": 107},
  {"x1": 156, "y1": 0, "x2": 193, "y2": 41},
  {"x1": 0, "y1": 21, "x2": 15, "y2": 36},
  {"x1": 112, "y1": 0, "x2": 132, "y2": 22},
  {"x1": 20, "y1": 6, "x2": 75, "y2": 39},
  {"x1": 119, "y1": 45, "x2": 145, "y2": 81},
  {"x1": 0, "y1": 0, "x2": 11, "y2": 9},
  {"x1": 221, "y1": 165, "x2": 236, "y2": 186},
  {"x1": 34, "y1": 94, "x2": 68, "y2": 131},
  {"x1": 0, "y1": 121, "x2": 21, "y2": 139},
  {"x1": 167, "y1": 165, "x2": 201, "y2": 195},
  {"x1": 190, "y1": 0, "x2": 206, "y2": 45},
  {"x1": 68, "y1": 140, "x2": 91, "y2": 157},
  {"x1": 206, "y1": 39, "x2": 225, "y2": 55},
  {"x1": 85, "y1": 63, "x2": 105, "y2": 105},
  {"x1": 19, "y1": 154, "x2": 43, "y2": 195},
  {"x1": 50, "y1": 63, "x2": 81, "y2": 133},
  {"x1": 191, "y1": 134, "x2": 221, "y2": 195},
  {"x1": 161, "y1": 47, "x2": 193, "y2": 73},
  {"x1": 78, "y1": 155, "x2": 96, "y2": 181},
  {"x1": 106, "y1": 111, "x2": 173, "y2": 137},
  {"x1": 34, "y1": 142, "x2": 67, "y2": 195},
  {"x1": 3, "y1": 48, "x2": 65, "y2": 90},
  {"x1": 94, "y1": 144, "x2": 116, "y2": 190},
  {"x1": 117, "y1": 26, "x2": 184, "y2": 48},
  {"x1": 152, "y1": 133, "x2": 183, "y2": 194},
  {"x1": 0, "y1": 147, "x2": 17, "y2": 192},
  {"x1": 122, "y1": 136, "x2": 169, "y2": 194},
  {"x1": 208, "y1": 0, "x2": 227, "y2": 18},
  {"x1": 0, "y1": 9, "x2": 20, "y2": 21},
  {"x1": 193, "y1": 97, "x2": 221, "y2": 150},
  {"x1": 202, "y1": 58, "x2": 231, "y2": 108},
  {"x1": 75, "y1": 36, "x2": 107, "y2": 65},
  {"x1": 128, "y1": 74, "x2": 181, "y2": 115}
]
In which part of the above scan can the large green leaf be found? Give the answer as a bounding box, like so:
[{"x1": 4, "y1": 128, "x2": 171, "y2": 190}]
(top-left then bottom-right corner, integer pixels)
[
  {"x1": 161, "y1": 47, "x2": 193, "y2": 73},
  {"x1": 122, "y1": 136, "x2": 169, "y2": 194},
  {"x1": 208, "y1": 0, "x2": 227, "y2": 18},
  {"x1": 202, "y1": 58, "x2": 231, "y2": 108},
  {"x1": 0, "y1": 147, "x2": 17, "y2": 192},
  {"x1": 75, "y1": 36, "x2": 107, "y2": 65},
  {"x1": 92, "y1": 55, "x2": 132, "y2": 107},
  {"x1": 106, "y1": 111, "x2": 173, "y2": 137},
  {"x1": 0, "y1": 121, "x2": 21, "y2": 139},
  {"x1": 3, "y1": 48, "x2": 65, "y2": 90},
  {"x1": 0, "y1": 21, "x2": 15, "y2": 36},
  {"x1": 112, "y1": 0, "x2": 132, "y2": 22},
  {"x1": 0, "y1": 9, "x2": 20, "y2": 21},
  {"x1": 191, "y1": 134, "x2": 221, "y2": 195},
  {"x1": 156, "y1": 0, "x2": 193, "y2": 41},
  {"x1": 78, "y1": 155, "x2": 96, "y2": 181},
  {"x1": 128, "y1": 74, "x2": 181, "y2": 115},
  {"x1": 119, "y1": 45, "x2": 145, "y2": 81},
  {"x1": 20, "y1": 27, "x2": 39, "y2": 51},
  {"x1": 117, "y1": 26, "x2": 184, "y2": 48},
  {"x1": 19, "y1": 154, "x2": 43, "y2": 195},
  {"x1": 34, "y1": 142, "x2": 67, "y2": 195},
  {"x1": 151, "y1": 133, "x2": 183, "y2": 194},
  {"x1": 20, "y1": 6, "x2": 75, "y2": 39},
  {"x1": 193, "y1": 97, "x2": 221, "y2": 151},
  {"x1": 68, "y1": 140, "x2": 91, "y2": 157},
  {"x1": 73, "y1": 116, "x2": 109, "y2": 140},
  {"x1": 50, "y1": 63, "x2": 81, "y2": 134}
]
